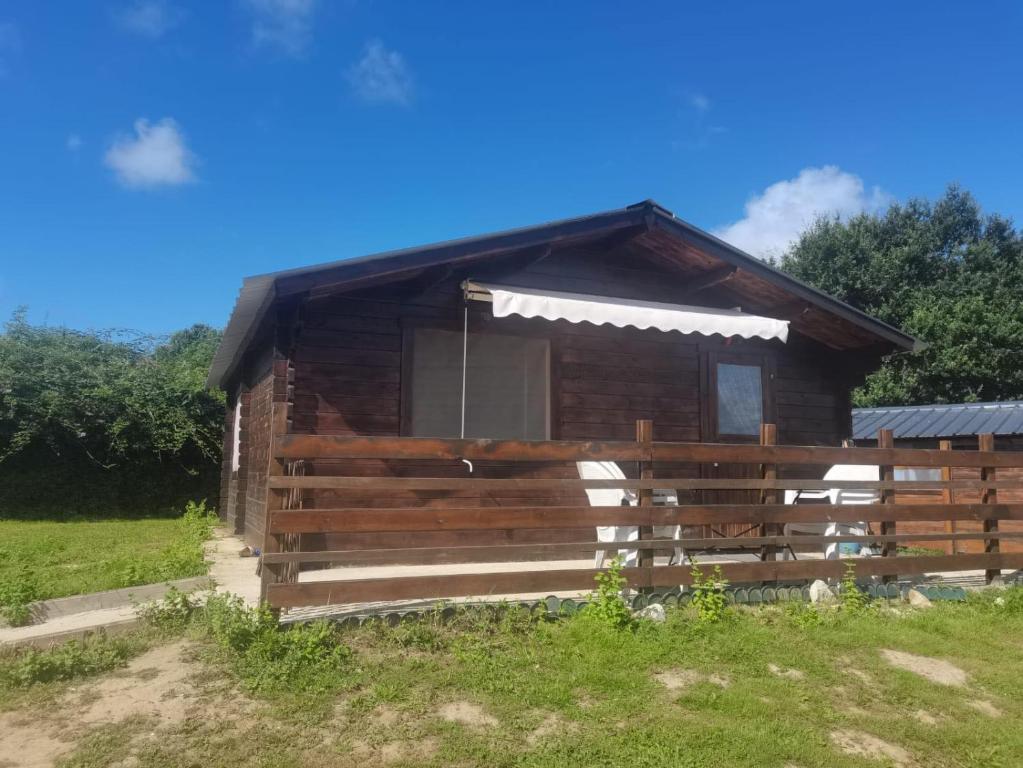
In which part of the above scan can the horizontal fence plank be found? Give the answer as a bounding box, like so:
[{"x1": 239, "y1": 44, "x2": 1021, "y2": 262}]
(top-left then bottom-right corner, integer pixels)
[
  {"x1": 266, "y1": 552, "x2": 1023, "y2": 607},
  {"x1": 267, "y1": 476, "x2": 1023, "y2": 492},
  {"x1": 274, "y1": 434, "x2": 1023, "y2": 469},
  {"x1": 261, "y1": 531, "x2": 1023, "y2": 567},
  {"x1": 268, "y1": 503, "x2": 1023, "y2": 534},
  {"x1": 276, "y1": 435, "x2": 644, "y2": 462}
]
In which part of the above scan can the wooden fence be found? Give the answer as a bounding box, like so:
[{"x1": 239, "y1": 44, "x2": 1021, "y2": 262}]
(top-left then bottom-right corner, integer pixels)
[{"x1": 259, "y1": 422, "x2": 1023, "y2": 610}]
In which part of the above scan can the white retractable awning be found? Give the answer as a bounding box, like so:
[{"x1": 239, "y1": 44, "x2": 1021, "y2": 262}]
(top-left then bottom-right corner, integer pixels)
[{"x1": 463, "y1": 281, "x2": 789, "y2": 343}]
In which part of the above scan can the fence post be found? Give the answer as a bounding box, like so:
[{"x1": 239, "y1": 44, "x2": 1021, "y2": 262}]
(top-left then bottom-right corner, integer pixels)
[
  {"x1": 979, "y1": 432, "x2": 1000, "y2": 585},
  {"x1": 878, "y1": 428, "x2": 897, "y2": 582},
  {"x1": 636, "y1": 419, "x2": 654, "y2": 589},
  {"x1": 759, "y1": 423, "x2": 778, "y2": 562},
  {"x1": 940, "y1": 439, "x2": 955, "y2": 555}
]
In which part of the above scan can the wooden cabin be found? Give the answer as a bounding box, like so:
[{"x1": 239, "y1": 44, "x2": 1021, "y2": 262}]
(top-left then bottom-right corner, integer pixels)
[{"x1": 208, "y1": 200, "x2": 918, "y2": 552}]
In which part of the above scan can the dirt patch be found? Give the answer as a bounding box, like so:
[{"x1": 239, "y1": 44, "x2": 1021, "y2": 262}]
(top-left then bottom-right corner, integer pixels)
[
  {"x1": 966, "y1": 700, "x2": 1003, "y2": 718},
  {"x1": 653, "y1": 668, "x2": 730, "y2": 693},
  {"x1": 767, "y1": 663, "x2": 805, "y2": 681},
  {"x1": 913, "y1": 710, "x2": 939, "y2": 725},
  {"x1": 845, "y1": 667, "x2": 872, "y2": 684},
  {"x1": 880, "y1": 649, "x2": 968, "y2": 687},
  {"x1": 0, "y1": 711, "x2": 74, "y2": 768},
  {"x1": 369, "y1": 705, "x2": 400, "y2": 728},
  {"x1": 526, "y1": 712, "x2": 578, "y2": 745},
  {"x1": 70, "y1": 641, "x2": 198, "y2": 726},
  {"x1": 0, "y1": 641, "x2": 203, "y2": 768},
  {"x1": 352, "y1": 737, "x2": 438, "y2": 765},
  {"x1": 830, "y1": 729, "x2": 914, "y2": 767},
  {"x1": 437, "y1": 701, "x2": 498, "y2": 729}
]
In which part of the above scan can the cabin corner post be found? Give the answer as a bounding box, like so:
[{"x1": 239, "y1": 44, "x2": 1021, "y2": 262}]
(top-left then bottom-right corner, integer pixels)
[
  {"x1": 979, "y1": 433, "x2": 1000, "y2": 584},
  {"x1": 878, "y1": 428, "x2": 897, "y2": 583},
  {"x1": 259, "y1": 357, "x2": 296, "y2": 609},
  {"x1": 758, "y1": 423, "x2": 778, "y2": 563},
  {"x1": 635, "y1": 419, "x2": 654, "y2": 589},
  {"x1": 939, "y1": 440, "x2": 955, "y2": 555}
]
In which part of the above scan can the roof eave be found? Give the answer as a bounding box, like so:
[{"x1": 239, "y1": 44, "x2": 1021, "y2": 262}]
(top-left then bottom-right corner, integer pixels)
[{"x1": 648, "y1": 211, "x2": 920, "y2": 353}]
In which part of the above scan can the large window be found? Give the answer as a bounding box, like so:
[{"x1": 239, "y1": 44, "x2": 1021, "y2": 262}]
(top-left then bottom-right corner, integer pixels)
[
  {"x1": 717, "y1": 362, "x2": 763, "y2": 436},
  {"x1": 409, "y1": 328, "x2": 549, "y2": 439}
]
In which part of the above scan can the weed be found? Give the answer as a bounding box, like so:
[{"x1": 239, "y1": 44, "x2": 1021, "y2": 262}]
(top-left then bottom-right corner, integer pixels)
[
  {"x1": 0, "y1": 565, "x2": 38, "y2": 626},
  {"x1": 585, "y1": 556, "x2": 635, "y2": 630},
  {"x1": 690, "y1": 561, "x2": 729, "y2": 623},
  {"x1": 392, "y1": 617, "x2": 447, "y2": 652},
  {"x1": 144, "y1": 592, "x2": 357, "y2": 698},
  {"x1": 839, "y1": 561, "x2": 871, "y2": 615},
  {"x1": 116, "y1": 500, "x2": 218, "y2": 588},
  {"x1": 137, "y1": 586, "x2": 199, "y2": 633},
  {"x1": 0, "y1": 633, "x2": 145, "y2": 688},
  {"x1": 784, "y1": 600, "x2": 825, "y2": 629}
]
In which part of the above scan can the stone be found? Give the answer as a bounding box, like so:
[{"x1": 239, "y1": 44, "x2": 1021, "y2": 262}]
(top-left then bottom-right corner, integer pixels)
[
  {"x1": 634, "y1": 603, "x2": 666, "y2": 622},
  {"x1": 906, "y1": 588, "x2": 933, "y2": 608},
  {"x1": 809, "y1": 580, "x2": 837, "y2": 604}
]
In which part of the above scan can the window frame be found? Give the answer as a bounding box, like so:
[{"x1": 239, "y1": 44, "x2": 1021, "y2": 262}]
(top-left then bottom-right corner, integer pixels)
[
  {"x1": 706, "y1": 350, "x2": 775, "y2": 442},
  {"x1": 400, "y1": 320, "x2": 553, "y2": 440}
]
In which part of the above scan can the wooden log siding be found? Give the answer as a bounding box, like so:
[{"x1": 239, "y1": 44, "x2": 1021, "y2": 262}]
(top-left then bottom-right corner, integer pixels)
[
  {"x1": 259, "y1": 427, "x2": 1023, "y2": 610},
  {"x1": 276, "y1": 252, "x2": 861, "y2": 552},
  {"x1": 242, "y1": 373, "x2": 274, "y2": 546}
]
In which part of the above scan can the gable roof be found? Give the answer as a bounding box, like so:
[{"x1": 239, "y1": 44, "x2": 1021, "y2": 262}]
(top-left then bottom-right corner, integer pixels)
[
  {"x1": 853, "y1": 401, "x2": 1023, "y2": 440},
  {"x1": 208, "y1": 199, "x2": 919, "y2": 389}
]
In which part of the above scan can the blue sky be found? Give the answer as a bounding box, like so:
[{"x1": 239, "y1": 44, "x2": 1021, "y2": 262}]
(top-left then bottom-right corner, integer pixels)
[{"x1": 1, "y1": 1, "x2": 1021, "y2": 335}]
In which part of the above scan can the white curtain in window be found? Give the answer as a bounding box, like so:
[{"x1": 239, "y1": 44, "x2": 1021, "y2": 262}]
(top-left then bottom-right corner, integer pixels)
[{"x1": 411, "y1": 329, "x2": 549, "y2": 439}]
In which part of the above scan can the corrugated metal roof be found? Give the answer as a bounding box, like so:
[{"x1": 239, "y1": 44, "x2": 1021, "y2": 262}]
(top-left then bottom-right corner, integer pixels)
[{"x1": 852, "y1": 401, "x2": 1023, "y2": 439}]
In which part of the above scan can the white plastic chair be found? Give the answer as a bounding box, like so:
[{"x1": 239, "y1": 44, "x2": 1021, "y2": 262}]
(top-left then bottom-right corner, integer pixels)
[
  {"x1": 782, "y1": 464, "x2": 879, "y2": 560},
  {"x1": 576, "y1": 461, "x2": 686, "y2": 567}
]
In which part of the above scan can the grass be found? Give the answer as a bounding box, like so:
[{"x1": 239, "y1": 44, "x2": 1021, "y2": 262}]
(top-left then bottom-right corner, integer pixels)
[
  {"x1": 2, "y1": 586, "x2": 1023, "y2": 767},
  {"x1": 0, "y1": 501, "x2": 218, "y2": 624}
]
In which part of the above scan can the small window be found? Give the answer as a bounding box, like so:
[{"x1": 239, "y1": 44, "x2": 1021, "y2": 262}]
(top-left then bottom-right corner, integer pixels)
[
  {"x1": 410, "y1": 328, "x2": 549, "y2": 439},
  {"x1": 717, "y1": 363, "x2": 763, "y2": 436}
]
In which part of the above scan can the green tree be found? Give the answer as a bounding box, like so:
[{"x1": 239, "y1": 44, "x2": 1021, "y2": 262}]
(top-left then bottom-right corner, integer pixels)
[{"x1": 781, "y1": 186, "x2": 1023, "y2": 405}]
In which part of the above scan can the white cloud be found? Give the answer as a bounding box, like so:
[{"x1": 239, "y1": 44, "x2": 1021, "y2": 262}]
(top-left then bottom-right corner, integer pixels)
[
  {"x1": 690, "y1": 93, "x2": 710, "y2": 113},
  {"x1": 66, "y1": 134, "x2": 83, "y2": 151},
  {"x1": 104, "y1": 118, "x2": 197, "y2": 189},
  {"x1": 0, "y1": 22, "x2": 22, "y2": 76},
  {"x1": 347, "y1": 39, "x2": 413, "y2": 106},
  {"x1": 113, "y1": 1, "x2": 183, "y2": 38},
  {"x1": 713, "y1": 166, "x2": 889, "y2": 259},
  {"x1": 244, "y1": 0, "x2": 316, "y2": 56}
]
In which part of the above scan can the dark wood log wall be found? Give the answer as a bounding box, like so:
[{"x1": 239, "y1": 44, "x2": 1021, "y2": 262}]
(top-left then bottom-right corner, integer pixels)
[
  {"x1": 255, "y1": 247, "x2": 856, "y2": 552},
  {"x1": 241, "y1": 371, "x2": 274, "y2": 546}
]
